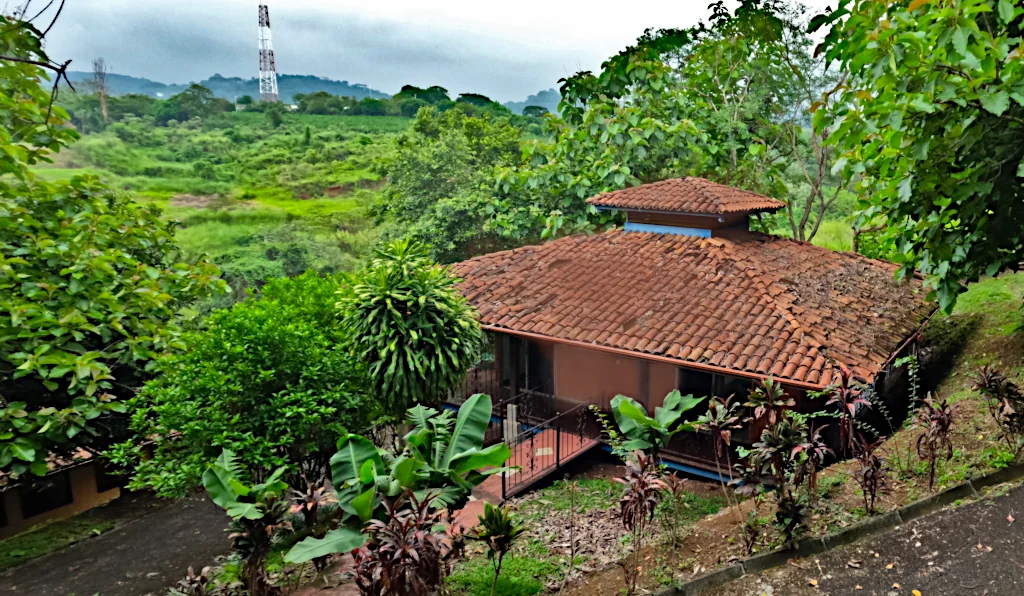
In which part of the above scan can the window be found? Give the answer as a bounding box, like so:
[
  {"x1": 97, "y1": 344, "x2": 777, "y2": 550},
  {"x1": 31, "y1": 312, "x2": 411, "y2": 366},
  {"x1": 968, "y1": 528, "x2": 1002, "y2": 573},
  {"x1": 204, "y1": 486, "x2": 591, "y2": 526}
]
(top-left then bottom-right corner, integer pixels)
[
  {"x1": 20, "y1": 473, "x2": 73, "y2": 518},
  {"x1": 678, "y1": 368, "x2": 713, "y2": 397}
]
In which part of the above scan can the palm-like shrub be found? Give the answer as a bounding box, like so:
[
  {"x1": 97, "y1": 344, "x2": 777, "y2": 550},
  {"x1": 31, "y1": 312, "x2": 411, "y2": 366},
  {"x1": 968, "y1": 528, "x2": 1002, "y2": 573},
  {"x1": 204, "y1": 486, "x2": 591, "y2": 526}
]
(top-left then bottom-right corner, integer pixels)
[
  {"x1": 695, "y1": 396, "x2": 742, "y2": 518},
  {"x1": 472, "y1": 503, "x2": 526, "y2": 596},
  {"x1": 973, "y1": 365, "x2": 1024, "y2": 457},
  {"x1": 826, "y1": 366, "x2": 871, "y2": 457},
  {"x1": 916, "y1": 394, "x2": 954, "y2": 491},
  {"x1": 745, "y1": 377, "x2": 795, "y2": 426},
  {"x1": 615, "y1": 452, "x2": 664, "y2": 594},
  {"x1": 338, "y1": 239, "x2": 481, "y2": 416}
]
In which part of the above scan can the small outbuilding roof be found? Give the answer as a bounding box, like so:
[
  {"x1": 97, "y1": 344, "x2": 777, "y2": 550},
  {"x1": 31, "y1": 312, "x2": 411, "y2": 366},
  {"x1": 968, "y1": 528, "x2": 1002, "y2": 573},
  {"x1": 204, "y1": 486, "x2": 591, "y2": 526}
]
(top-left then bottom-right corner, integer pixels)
[
  {"x1": 586, "y1": 177, "x2": 786, "y2": 215},
  {"x1": 453, "y1": 229, "x2": 934, "y2": 389}
]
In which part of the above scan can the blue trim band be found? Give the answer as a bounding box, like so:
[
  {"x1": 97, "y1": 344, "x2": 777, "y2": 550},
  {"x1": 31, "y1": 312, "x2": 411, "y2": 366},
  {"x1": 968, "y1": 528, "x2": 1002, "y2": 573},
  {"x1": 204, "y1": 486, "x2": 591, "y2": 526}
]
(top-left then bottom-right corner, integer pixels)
[{"x1": 624, "y1": 221, "x2": 711, "y2": 237}]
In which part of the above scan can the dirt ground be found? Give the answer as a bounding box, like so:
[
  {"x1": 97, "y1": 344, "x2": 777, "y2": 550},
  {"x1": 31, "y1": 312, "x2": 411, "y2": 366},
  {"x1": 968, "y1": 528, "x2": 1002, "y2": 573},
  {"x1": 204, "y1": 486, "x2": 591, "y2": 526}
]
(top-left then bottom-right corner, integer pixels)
[
  {"x1": 0, "y1": 493, "x2": 230, "y2": 596},
  {"x1": 705, "y1": 482, "x2": 1024, "y2": 596}
]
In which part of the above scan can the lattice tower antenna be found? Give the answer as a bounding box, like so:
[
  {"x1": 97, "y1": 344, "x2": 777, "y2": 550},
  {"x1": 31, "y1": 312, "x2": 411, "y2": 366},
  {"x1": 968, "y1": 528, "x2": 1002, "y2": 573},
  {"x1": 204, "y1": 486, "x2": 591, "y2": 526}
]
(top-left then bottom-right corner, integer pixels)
[{"x1": 258, "y1": 3, "x2": 280, "y2": 103}]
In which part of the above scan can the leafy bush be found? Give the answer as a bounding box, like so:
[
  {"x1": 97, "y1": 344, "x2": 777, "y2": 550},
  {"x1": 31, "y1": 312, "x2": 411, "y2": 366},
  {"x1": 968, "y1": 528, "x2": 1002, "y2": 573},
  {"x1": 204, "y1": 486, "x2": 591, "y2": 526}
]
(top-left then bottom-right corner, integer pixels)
[
  {"x1": 0, "y1": 15, "x2": 225, "y2": 476},
  {"x1": 114, "y1": 272, "x2": 374, "y2": 496},
  {"x1": 339, "y1": 239, "x2": 481, "y2": 416}
]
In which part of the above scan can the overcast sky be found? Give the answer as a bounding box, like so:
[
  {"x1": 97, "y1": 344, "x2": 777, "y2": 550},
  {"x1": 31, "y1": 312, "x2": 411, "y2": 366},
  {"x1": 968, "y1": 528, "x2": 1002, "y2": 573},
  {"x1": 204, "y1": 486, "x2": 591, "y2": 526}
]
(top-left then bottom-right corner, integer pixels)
[{"x1": 37, "y1": 0, "x2": 832, "y2": 102}]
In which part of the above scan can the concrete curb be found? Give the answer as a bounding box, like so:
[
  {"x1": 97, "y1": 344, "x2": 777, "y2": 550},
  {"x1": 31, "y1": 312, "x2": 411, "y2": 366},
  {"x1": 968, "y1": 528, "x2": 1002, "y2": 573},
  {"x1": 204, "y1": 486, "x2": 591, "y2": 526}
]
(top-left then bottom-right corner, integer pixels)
[{"x1": 654, "y1": 463, "x2": 1024, "y2": 595}]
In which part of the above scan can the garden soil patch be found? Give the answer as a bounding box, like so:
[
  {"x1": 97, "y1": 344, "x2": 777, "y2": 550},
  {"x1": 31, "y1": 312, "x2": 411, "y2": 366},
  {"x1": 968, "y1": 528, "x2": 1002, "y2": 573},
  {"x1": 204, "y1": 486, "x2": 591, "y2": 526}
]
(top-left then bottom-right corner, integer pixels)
[{"x1": 0, "y1": 493, "x2": 230, "y2": 596}]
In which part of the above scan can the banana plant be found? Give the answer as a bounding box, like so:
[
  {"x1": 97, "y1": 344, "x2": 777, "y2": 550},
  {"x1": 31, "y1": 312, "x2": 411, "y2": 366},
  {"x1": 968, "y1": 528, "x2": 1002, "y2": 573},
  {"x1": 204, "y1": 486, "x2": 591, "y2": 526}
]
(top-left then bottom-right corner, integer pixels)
[
  {"x1": 611, "y1": 390, "x2": 705, "y2": 457},
  {"x1": 285, "y1": 393, "x2": 512, "y2": 563},
  {"x1": 202, "y1": 450, "x2": 293, "y2": 596}
]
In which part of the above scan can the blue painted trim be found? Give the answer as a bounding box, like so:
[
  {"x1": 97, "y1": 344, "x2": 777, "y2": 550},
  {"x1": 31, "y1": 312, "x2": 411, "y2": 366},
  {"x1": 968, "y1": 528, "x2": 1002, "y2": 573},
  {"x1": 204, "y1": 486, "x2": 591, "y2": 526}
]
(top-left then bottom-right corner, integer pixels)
[
  {"x1": 598, "y1": 445, "x2": 728, "y2": 482},
  {"x1": 624, "y1": 221, "x2": 711, "y2": 238}
]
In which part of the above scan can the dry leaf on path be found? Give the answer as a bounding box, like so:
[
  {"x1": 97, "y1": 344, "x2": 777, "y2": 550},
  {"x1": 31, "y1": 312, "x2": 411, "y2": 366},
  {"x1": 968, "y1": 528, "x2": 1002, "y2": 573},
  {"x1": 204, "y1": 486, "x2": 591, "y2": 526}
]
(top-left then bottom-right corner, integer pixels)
[
  {"x1": 913, "y1": 590, "x2": 922, "y2": 596},
  {"x1": 808, "y1": 578, "x2": 819, "y2": 587},
  {"x1": 886, "y1": 562, "x2": 895, "y2": 569},
  {"x1": 893, "y1": 583, "x2": 901, "y2": 589},
  {"x1": 1008, "y1": 513, "x2": 1015, "y2": 525},
  {"x1": 847, "y1": 559, "x2": 863, "y2": 569},
  {"x1": 854, "y1": 586, "x2": 862, "y2": 590}
]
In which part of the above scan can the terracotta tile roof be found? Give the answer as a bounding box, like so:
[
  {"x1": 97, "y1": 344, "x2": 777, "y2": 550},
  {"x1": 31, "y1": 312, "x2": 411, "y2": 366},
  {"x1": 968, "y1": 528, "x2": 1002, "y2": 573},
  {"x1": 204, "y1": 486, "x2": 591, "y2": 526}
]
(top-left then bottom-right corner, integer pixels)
[
  {"x1": 587, "y1": 177, "x2": 786, "y2": 215},
  {"x1": 452, "y1": 229, "x2": 934, "y2": 388}
]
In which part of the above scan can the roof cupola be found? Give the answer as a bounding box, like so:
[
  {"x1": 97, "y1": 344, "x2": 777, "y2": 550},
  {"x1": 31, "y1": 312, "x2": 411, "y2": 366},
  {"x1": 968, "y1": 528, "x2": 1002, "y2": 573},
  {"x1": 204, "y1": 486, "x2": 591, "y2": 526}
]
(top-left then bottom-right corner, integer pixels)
[{"x1": 586, "y1": 177, "x2": 785, "y2": 237}]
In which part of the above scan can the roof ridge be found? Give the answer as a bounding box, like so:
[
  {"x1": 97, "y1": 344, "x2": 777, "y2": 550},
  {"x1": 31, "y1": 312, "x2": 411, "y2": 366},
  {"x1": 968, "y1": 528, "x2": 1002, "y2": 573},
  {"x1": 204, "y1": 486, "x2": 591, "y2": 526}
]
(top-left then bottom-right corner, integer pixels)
[{"x1": 688, "y1": 177, "x2": 727, "y2": 212}]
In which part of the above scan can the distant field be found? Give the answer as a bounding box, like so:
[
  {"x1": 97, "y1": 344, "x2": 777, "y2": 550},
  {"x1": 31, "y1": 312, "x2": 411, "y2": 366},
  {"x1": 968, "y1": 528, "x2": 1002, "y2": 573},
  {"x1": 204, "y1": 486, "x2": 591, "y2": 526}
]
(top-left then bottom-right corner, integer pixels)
[{"x1": 31, "y1": 111, "x2": 409, "y2": 298}]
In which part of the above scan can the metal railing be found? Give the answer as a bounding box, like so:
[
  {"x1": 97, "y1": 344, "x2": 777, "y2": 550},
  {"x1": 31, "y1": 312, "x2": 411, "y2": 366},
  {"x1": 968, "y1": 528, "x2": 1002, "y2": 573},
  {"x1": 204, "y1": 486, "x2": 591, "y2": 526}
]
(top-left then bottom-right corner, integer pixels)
[{"x1": 500, "y1": 401, "x2": 599, "y2": 500}]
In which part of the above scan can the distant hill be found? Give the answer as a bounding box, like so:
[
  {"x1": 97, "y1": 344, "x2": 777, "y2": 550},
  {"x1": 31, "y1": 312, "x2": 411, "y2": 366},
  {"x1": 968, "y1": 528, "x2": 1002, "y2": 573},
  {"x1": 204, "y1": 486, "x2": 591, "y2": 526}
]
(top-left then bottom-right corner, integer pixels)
[
  {"x1": 64, "y1": 72, "x2": 390, "y2": 104},
  {"x1": 504, "y1": 88, "x2": 560, "y2": 115}
]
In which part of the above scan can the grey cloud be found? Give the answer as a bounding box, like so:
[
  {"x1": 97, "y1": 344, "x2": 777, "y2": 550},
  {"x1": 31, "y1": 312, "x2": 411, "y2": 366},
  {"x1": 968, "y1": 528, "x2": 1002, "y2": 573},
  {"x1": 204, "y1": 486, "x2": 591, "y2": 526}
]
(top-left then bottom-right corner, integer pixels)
[{"x1": 43, "y1": 1, "x2": 596, "y2": 101}]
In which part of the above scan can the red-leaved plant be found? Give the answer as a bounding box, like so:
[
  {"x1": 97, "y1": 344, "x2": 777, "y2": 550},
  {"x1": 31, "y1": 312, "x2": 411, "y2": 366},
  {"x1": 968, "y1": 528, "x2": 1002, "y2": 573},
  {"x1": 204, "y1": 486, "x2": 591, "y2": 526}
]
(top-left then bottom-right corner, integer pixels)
[
  {"x1": 973, "y1": 365, "x2": 1024, "y2": 457},
  {"x1": 354, "y1": 490, "x2": 460, "y2": 596},
  {"x1": 826, "y1": 366, "x2": 871, "y2": 458},
  {"x1": 615, "y1": 452, "x2": 664, "y2": 595},
  {"x1": 916, "y1": 393, "x2": 954, "y2": 491},
  {"x1": 853, "y1": 434, "x2": 887, "y2": 515}
]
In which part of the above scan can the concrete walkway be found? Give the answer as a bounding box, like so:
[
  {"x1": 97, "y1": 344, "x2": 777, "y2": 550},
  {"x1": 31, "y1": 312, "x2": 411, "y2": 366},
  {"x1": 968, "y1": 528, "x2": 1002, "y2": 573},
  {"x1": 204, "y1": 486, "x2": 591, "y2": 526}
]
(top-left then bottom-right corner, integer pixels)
[
  {"x1": 707, "y1": 483, "x2": 1024, "y2": 595},
  {"x1": 0, "y1": 494, "x2": 230, "y2": 596}
]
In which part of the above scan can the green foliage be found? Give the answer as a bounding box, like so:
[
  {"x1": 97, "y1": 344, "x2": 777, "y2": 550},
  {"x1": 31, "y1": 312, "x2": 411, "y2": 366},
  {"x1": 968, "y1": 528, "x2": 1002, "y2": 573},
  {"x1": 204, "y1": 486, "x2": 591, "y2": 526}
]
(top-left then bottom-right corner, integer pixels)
[
  {"x1": 113, "y1": 272, "x2": 373, "y2": 497},
  {"x1": 610, "y1": 391, "x2": 704, "y2": 456},
  {"x1": 447, "y1": 552, "x2": 558, "y2": 596},
  {"x1": 338, "y1": 239, "x2": 481, "y2": 414},
  {"x1": 473, "y1": 503, "x2": 527, "y2": 596},
  {"x1": 153, "y1": 84, "x2": 228, "y2": 125},
  {"x1": 286, "y1": 394, "x2": 511, "y2": 563},
  {"x1": 202, "y1": 450, "x2": 293, "y2": 596},
  {"x1": 814, "y1": 0, "x2": 1024, "y2": 311},
  {"x1": 0, "y1": 16, "x2": 225, "y2": 476},
  {"x1": 374, "y1": 106, "x2": 523, "y2": 262},
  {"x1": 492, "y1": 1, "x2": 821, "y2": 241}
]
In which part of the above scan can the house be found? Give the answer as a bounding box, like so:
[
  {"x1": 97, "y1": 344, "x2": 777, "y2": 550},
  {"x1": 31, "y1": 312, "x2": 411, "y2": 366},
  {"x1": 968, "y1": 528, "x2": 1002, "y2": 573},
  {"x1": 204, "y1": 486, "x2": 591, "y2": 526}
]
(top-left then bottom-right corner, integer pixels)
[
  {"x1": 0, "y1": 448, "x2": 122, "y2": 540},
  {"x1": 452, "y1": 177, "x2": 935, "y2": 473}
]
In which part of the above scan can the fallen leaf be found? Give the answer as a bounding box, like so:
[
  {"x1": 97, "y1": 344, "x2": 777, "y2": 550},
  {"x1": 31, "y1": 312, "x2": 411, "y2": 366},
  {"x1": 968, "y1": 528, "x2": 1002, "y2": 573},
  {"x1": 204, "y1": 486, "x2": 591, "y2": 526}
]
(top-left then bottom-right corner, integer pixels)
[
  {"x1": 886, "y1": 562, "x2": 895, "y2": 569},
  {"x1": 893, "y1": 583, "x2": 901, "y2": 589},
  {"x1": 874, "y1": 552, "x2": 880, "y2": 558},
  {"x1": 977, "y1": 543, "x2": 985, "y2": 550},
  {"x1": 847, "y1": 559, "x2": 863, "y2": 569},
  {"x1": 855, "y1": 586, "x2": 863, "y2": 591},
  {"x1": 913, "y1": 590, "x2": 922, "y2": 596},
  {"x1": 809, "y1": 578, "x2": 819, "y2": 587},
  {"x1": 1008, "y1": 514, "x2": 1015, "y2": 525}
]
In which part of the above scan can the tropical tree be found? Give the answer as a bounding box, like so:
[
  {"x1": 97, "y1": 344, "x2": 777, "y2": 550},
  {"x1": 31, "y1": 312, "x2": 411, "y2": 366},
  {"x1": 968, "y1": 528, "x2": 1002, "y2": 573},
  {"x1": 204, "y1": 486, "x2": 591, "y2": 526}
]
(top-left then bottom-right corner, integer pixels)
[
  {"x1": 0, "y1": 15, "x2": 225, "y2": 477},
  {"x1": 113, "y1": 272, "x2": 372, "y2": 497},
  {"x1": 338, "y1": 239, "x2": 481, "y2": 417},
  {"x1": 813, "y1": 0, "x2": 1024, "y2": 311},
  {"x1": 374, "y1": 107, "x2": 522, "y2": 262},
  {"x1": 491, "y1": 1, "x2": 821, "y2": 241}
]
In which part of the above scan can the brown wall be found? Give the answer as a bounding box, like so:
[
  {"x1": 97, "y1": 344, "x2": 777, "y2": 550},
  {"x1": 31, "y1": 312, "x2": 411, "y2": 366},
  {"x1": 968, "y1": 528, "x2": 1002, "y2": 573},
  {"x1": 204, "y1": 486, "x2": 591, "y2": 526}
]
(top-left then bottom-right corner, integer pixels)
[
  {"x1": 0, "y1": 462, "x2": 120, "y2": 540},
  {"x1": 553, "y1": 343, "x2": 643, "y2": 410}
]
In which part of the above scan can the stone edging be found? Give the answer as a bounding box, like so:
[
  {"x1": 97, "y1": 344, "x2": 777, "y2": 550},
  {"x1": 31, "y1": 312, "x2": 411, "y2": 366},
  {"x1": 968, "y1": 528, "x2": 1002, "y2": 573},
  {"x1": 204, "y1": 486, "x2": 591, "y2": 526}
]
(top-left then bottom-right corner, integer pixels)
[{"x1": 657, "y1": 463, "x2": 1024, "y2": 596}]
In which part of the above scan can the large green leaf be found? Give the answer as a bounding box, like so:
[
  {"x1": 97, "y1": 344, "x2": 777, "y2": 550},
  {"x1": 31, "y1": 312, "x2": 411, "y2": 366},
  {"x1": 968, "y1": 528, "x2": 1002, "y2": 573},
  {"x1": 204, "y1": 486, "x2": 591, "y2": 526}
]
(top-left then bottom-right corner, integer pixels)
[
  {"x1": 202, "y1": 464, "x2": 241, "y2": 510},
  {"x1": 450, "y1": 442, "x2": 511, "y2": 475},
  {"x1": 225, "y1": 502, "x2": 263, "y2": 520},
  {"x1": 441, "y1": 393, "x2": 492, "y2": 467},
  {"x1": 284, "y1": 527, "x2": 367, "y2": 563},
  {"x1": 331, "y1": 434, "x2": 383, "y2": 488}
]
